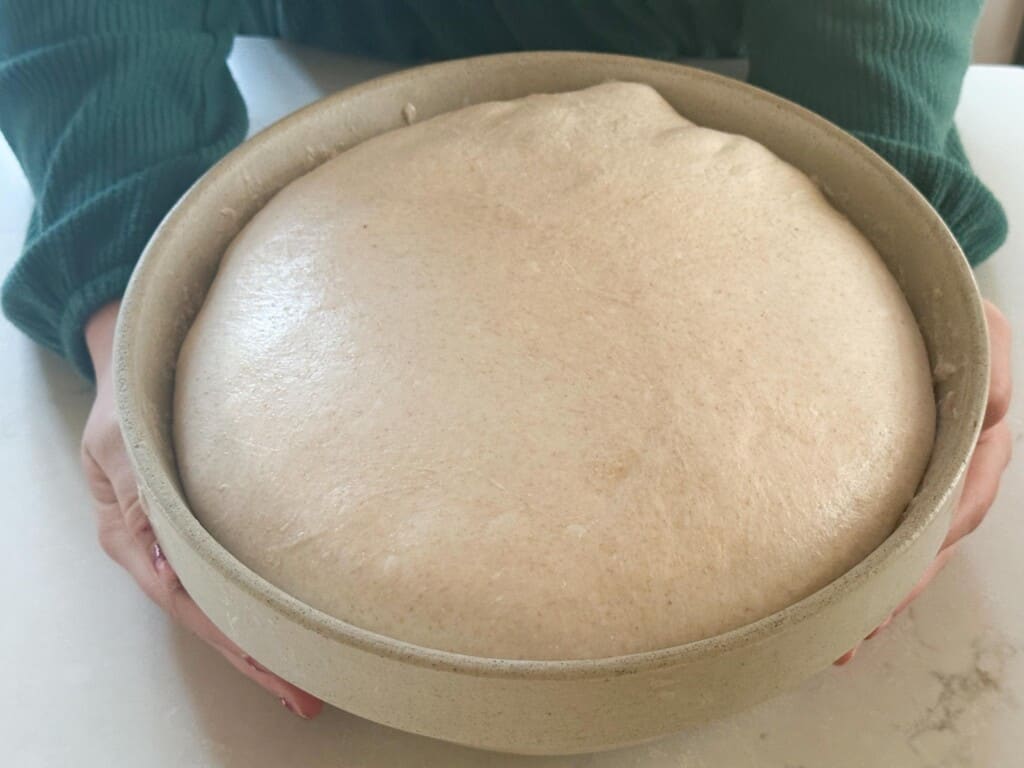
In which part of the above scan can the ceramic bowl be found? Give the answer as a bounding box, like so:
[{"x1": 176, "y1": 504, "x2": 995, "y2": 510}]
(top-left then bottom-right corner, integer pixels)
[{"x1": 115, "y1": 52, "x2": 988, "y2": 754}]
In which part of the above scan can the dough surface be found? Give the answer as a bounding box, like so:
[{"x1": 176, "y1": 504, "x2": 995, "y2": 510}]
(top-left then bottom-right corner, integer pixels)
[{"x1": 174, "y1": 82, "x2": 935, "y2": 660}]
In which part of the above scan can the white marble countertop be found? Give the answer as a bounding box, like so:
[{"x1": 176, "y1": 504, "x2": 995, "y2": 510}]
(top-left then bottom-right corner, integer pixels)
[{"x1": 2, "y1": 40, "x2": 1022, "y2": 767}]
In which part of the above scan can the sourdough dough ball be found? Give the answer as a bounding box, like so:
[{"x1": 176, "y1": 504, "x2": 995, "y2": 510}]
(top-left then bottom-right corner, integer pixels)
[{"x1": 174, "y1": 82, "x2": 935, "y2": 660}]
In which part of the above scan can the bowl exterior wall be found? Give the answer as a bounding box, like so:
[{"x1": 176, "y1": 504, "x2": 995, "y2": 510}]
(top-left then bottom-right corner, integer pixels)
[{"x1": 117, "y1": 52, "x2": 987, "y2": 754}]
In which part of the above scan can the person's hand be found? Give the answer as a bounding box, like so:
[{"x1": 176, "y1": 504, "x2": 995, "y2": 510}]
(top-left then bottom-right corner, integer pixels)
[
  {"x1": 836, "y1": 299, "x2": 1013, "y2": 665},
  {"x1": 81, "y1": 300, "x2": 323, "y2": 718}
]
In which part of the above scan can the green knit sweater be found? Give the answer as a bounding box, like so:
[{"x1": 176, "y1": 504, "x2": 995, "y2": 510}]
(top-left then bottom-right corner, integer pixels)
[{"x1": 0, "y1": 0, "x2": 1008, "y2": 378}]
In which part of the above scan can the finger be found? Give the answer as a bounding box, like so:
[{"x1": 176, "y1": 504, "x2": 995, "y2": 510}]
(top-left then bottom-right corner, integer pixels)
[
  {"x1": 100, "y1": 450, "x2": 152, "y2": 547},
  {"x1": 89, "y1": 426, "x2": 322, "y2": 717},
  {"x1": 890, "y1": 543, "x2": 960, "y2": 620},
  {"x1": 146, "y1": 544, "x2": 323, "y2": 718},
  {"x1": 859, "y1": 543, "x2": 965, "y2": 648},
  {"x1": 865, "y1": 615, "x2": 892, "y2": 641},
  {"x1": 943, "y1": 420, "x2": 1012, "y2": 549},
  {"x1": 120, "y1": 494, "x2": 155, "y2": 544},
  {"x1": 120, "y1": 533, "x2": 323, "y2": 718},
  {"x1": 982, "y1": 301, "x2": 1012, "y2": 430},
  {"x1": 834, "y1": 646, "x2": 858, "y2": 666},
  {"x1": 94, "y1": 499, "x2": 138, "y2": 568},
  {"x1": 218, "y1": 644, "x2": 325, "y2": 719},
  {"x1": 81, "y1": 446, "x2": 119, "y2": 507}
]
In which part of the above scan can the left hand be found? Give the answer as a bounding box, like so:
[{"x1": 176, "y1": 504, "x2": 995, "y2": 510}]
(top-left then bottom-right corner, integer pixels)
[
  {"x1": 836, "y1": 299, "x2": 1013, "y2": 665},
  {"x1": 82, "y1": 301, "x2": 324, "y2": 717}
]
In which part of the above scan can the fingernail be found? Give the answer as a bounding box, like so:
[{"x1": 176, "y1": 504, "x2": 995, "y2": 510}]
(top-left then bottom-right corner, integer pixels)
[
  {"x1": 834, "y1": 649, "x2": 856, "y2": 666},
  {"x1": 243, "y1": 654, "x2": 270, "y2": 674},
  {"x1": 867, "y1": 617, "x2": 892, "y2": 640},
  {"x1": 280, "y1": 697, "x2": 312, "y2": 720},
  {"x1": 151, "y1": 542, "x2": 180, "y2": 586}
]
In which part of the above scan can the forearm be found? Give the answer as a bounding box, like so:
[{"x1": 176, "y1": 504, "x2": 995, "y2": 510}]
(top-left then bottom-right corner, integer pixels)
[
  {"x1": 0, "y1": 0, "x2": 248, "y2": 377},
  {"x1": 745, "y1": 0, "x2": 1007, "y2": 265}
]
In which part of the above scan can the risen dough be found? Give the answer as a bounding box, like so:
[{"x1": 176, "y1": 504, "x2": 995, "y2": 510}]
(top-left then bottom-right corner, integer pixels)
[{"x1": 174, "y1": 82, "x2": 935, "y2": 660}]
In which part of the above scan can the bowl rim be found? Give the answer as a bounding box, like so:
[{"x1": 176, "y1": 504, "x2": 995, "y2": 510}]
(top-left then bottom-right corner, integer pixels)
[{"x1": 116, "y1": 50, "x2": 989, "y2": 681}]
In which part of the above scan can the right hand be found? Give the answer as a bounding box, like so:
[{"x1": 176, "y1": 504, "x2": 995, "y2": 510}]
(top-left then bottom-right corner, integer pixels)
[
  {"x1": 81, "y1": 300, "x2": 323, "y2": 719},
  {"x1": 835, "y1": 299, "x2": 1013, "y2": 665}
]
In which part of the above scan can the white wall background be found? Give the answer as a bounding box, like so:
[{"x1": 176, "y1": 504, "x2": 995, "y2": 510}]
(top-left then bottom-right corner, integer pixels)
[{"x1": 975, "y1": 0, "x2": 1024, "y2": 62}]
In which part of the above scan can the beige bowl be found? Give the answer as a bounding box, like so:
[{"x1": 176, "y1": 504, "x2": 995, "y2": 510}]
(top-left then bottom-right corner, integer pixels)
[{"x1": 115, "y1": 52, "x2": 988, "y2": 755}]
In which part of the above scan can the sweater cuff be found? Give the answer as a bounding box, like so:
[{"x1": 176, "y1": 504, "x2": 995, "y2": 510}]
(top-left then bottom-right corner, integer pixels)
[
  {"x1": 2, "y1": 136, "x2": 246, "y2": 380},
  {"x1": 855, "y1": 132, "x2": 1009, "y2": 265},
  {"x1": 2, "y1": 172, "x2": 158, "y2": 381},
  {"x1": 59, "y1": 264, "x2": 135, "y2": 380}
]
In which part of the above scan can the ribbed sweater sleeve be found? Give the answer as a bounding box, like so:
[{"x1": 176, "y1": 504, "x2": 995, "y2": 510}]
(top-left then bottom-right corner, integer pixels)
[
  {"x1": 744, "y1": 0, "x2": 1008, "y2": 267},
  {"x1": 0, "y1": 0, "x2": 247, "y2": 377}
]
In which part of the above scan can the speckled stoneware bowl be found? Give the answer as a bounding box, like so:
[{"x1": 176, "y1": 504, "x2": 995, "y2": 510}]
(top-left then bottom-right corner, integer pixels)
[{"x1": 115, "y1": 52, "x2": 989, "y2": 754}]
